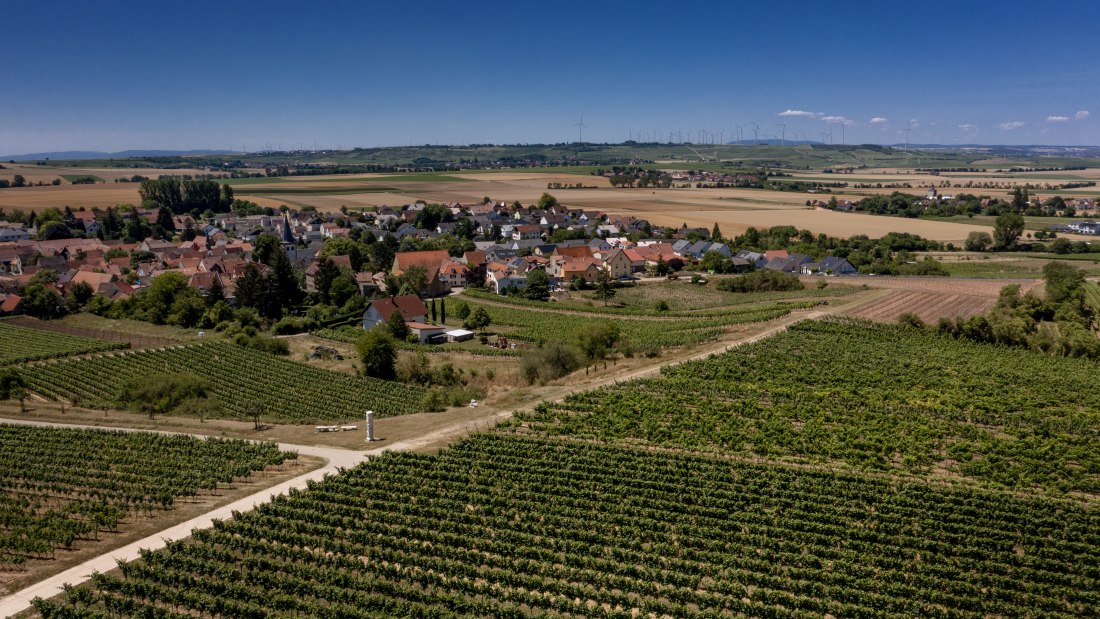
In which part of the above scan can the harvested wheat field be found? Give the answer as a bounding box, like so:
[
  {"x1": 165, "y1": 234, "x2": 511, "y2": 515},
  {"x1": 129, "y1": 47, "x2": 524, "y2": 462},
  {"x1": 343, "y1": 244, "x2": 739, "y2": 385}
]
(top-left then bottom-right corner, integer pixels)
[
  {"x1": 0, "y1": 162, "x2": 218, "y2": 184},
  {"x1": 847, "y1": 290, "x2": 997, "y2": 324},
  {"x1": 842, "y1": 276, "x2": 1040, "y2": 324},
  {"x1": 0, "y1": 183, "x2": 142, "y2": 211}
]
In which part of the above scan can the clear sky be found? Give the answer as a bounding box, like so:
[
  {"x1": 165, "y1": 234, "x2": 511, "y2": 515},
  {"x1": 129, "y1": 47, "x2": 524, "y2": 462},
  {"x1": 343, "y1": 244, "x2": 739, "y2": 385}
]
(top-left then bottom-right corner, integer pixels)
[{"x1": 2, "y1": 0, "x2": 1097, "y2": 153}]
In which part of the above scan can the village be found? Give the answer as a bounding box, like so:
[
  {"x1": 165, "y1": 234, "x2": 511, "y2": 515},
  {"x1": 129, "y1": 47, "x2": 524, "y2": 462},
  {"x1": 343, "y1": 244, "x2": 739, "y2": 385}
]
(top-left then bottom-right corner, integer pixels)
[{"x1": 0, "y1": 197, "x2": 859, "y2": 323}]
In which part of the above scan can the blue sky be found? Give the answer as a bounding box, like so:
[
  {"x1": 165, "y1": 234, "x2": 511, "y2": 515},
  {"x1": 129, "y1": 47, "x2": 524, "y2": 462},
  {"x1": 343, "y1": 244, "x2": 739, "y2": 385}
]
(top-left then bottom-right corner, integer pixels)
[{"x1": 2, "y1": 0, "x2": 1097, "y2": 153}]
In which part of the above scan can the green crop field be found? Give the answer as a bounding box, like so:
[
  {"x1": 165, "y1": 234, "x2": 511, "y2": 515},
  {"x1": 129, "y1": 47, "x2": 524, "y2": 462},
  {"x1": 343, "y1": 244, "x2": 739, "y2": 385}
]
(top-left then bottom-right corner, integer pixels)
[
  {"x1": 520, "y1": 318, "x2": 1100, "y2": 494},
  {"x1": 19, "y1": 342, "x2": 426, "y2": 422},
  {"x1": 0, "y1": 423, "x2": 292, "y2": 571},
  {"x1": 0, "y1": 321, "x2": 127, "y2": 365},
  {"x1": 59, "y1": 174, "x2": 104, "y2": 183},
  {"x1": 36, "y1": 432, "x2": 1099, "y2": 618},
  {"x1": 459, "y1": 298, "x2": 799, "y2": 354}
]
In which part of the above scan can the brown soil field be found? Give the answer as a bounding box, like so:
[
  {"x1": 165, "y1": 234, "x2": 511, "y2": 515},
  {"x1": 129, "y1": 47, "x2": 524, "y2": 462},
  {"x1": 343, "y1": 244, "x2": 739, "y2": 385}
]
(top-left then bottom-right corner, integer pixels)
[
  {"x1": 840, "y1": 275, "x2": 1041, "y2": 324},
  {"x1": 847, "y1": 290, "x2": 996, "y2": 324},
  {"x1": 836, "y1": 275, "x2": 1040, "y2": 296}
]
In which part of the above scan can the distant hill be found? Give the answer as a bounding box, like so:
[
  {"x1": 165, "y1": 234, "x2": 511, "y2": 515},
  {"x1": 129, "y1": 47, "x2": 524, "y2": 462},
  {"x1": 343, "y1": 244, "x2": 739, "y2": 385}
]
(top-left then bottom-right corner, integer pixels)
[{"x1": 1, "y1": 149, "x2": 236, "y2": 161}]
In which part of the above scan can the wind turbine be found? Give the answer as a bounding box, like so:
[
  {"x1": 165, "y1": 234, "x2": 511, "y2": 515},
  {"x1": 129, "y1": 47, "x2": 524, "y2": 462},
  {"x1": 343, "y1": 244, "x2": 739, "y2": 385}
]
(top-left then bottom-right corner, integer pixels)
[
  {"x1": 749, "y1": 122, "x2": 759, "y2": 146},
  {"x1": 776, "y1": 123, "x2": 786, "y2": 146},
  {"x1": 904, "y1": 121, "x2": 912, "y2": 150},
  {"x1": 574, "y1": 115, "x2": 587, "y2": 143},
  {"x1": 841, "y1": 122, "x2": 846, "y2": 146},
  {"x1": 735, "y1": 125, "x2": 743, "y2": 145}
]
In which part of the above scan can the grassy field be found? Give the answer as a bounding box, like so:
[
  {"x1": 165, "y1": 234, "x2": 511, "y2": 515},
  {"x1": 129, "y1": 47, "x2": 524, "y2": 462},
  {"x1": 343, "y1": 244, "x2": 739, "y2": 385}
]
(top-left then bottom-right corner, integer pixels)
[{"x1": 937, "y1": 255, "x2": 1100, "y2": 278}]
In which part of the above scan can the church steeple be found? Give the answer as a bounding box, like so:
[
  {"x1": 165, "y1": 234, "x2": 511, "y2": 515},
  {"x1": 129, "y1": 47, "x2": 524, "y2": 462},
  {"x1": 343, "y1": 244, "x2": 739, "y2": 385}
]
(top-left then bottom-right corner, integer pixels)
[{"x1": 281, "y1": 211, "x2": 295, "y2": 245}]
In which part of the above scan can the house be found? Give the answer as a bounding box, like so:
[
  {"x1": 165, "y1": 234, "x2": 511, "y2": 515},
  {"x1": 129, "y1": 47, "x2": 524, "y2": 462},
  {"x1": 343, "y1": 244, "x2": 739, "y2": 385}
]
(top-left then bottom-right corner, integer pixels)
[
  {"x1": 486, "y1": 263, "x2": 527, "y2": 294},
  {"x1": 354, "y1": 272, "x2": 383, "y2": 297},
  {"x1": 559, "y1": 257, "x2": 602, "y2": 283},
  {"x1": 439, "y1": 261, "x2": 469, "y2": 290},
  {"x1": 362, "y1": 295, "x2": 429, "y2": 330},
  {"x1": 764, "y1": 253, "x2": 813, "y2": 273},
  {"x1": 391, "y1": 249, "x2": 451, "y2": 297},
  {"x1": 603, "y1": 248, "x2": 640, "y2": 279},
  {"x1": 0, "y1": 293, "x2": 22, "y2": 315},
  {"x1": 801, "y1": 256, "x2": 858, "y2": 276},
  {"x1": 735, "y1": 250, "x2": 767, "y2": 269}
]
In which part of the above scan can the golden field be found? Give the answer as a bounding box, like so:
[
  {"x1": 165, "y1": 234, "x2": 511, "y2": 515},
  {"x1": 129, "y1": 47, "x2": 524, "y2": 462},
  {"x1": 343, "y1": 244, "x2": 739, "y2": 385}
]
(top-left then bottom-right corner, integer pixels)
[{"x1": 3, "y1": 166, "x2": 1099, "y2": 244}]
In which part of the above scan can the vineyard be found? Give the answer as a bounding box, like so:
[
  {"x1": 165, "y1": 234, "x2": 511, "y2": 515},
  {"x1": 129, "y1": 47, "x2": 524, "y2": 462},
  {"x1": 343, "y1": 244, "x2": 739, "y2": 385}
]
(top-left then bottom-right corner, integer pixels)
[
  {"x1": 35, "y1": 434, "x2": 1100, "y2": 618},
  {"x1": 517, "y1": 318, "x2": 1100, "y2": 495},
  {"x1": 0, "y1": 423, "x2": 291, "y2": 574},
  {"x1": 0, "y1": 321, "x2": 127, "y2": 365},
  {"x1": 462, "y1": 299, "x2": 800, "y2": 354},
  {"x1": 21, "y1": 342, "x2": 427, "y2": 422}
]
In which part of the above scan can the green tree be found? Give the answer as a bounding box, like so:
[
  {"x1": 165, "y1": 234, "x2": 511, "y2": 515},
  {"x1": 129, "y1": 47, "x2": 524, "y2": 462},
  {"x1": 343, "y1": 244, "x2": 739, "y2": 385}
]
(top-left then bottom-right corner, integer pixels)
[
  {"x1": 234, "y1": 263, "x2": 267, "y2": 312},
  {"x1": 711, "y1": 222, "x2": 722, "y2": 242},
  {"x1": 964, "y1": 231, "x2": 993, "y2": 252},
  {"x1": 1043, "y1": 262, "x2": 1085, "y2": 304},
  {"x1": 1011, "y1": 186, "x2": 1029, "y2": 211},
  {"x1": 386, "y1": 311, "x2": 410, "y2": 340},
  {"x1": 396, "y1": 265, "x2": 428, "y2": 297},
  {"x1": 524, "y1": 269, "x2": 551, "y2": 302},
  {"x1": 357, "y1": 329, "x2": 397, "y2": 380},
  {"x1": 593, "y1": 268, "x2": 615, "y2": 306},
  {"x1": 463, "y1": 306, "x2": 491, "y2": 332},
  {"x1": 0, "y1": 368, "x2": 25, "y2": 400},
  {"x1": 328, "y1": 273, "x2": 358, "y2": 308},
  {"x1": 993, "y1": 211, "x2": 1025, "y2": 250},
  {"x1": 319, "y1": 237, "x2": 366, "y2": 271},
  {"x1": 537, "y1": 192, "x2": 558, "y2": 209},
  {"x1": 575, "y1": 321, "x2": 621, "y2": 367},
  {"x1": 313, "y1": 257, "x2": 341, "y2": 305},
  {"x1": 699, "y1": 250, "x2": 732, "y2": 273},
  {"x1": 206, "y1": 276, "x2": 225, "y2": 307},
  {"x1": 252, "y1": 233, "x2": 281, "y2": 265},
  {"x1": 65, "y1": 281, "x2": 94, "y2": 309},
  {"x1": 140, "y1": 271, "x2": 190, "y2": 324},
  {"x1": 439, "y1": 297, "x2": 446, "y2": 324},
  {"x1": 119, "y1": 372, "x2": 211, "y2": 420},
  {"x1": 155, "y1": 206, "x2": 175, "y2": 232},
  {"x1": 21, "y1": 283, "x2": 64, "y2": 319},
  {"x1": 268, "y1": 247, "x2": 304, "y2": 315}
]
